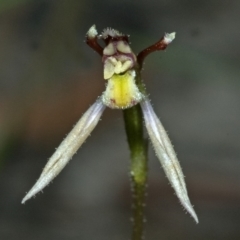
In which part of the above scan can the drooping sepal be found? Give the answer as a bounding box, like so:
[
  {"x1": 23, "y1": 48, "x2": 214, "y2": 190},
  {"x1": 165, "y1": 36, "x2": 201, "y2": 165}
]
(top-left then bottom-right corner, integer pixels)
[
  {"x1": 22, "y1": 99, "x2": 106, "y2": 203},
  {"x1": 140, "y1": 98, "x2": 198, "y2": 223}
]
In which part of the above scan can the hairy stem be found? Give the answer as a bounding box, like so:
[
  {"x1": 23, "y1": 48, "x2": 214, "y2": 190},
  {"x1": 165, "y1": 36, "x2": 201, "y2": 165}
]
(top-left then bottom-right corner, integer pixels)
[{"x1": 123, "y1": 104, "x2": 148, "y2": 240}]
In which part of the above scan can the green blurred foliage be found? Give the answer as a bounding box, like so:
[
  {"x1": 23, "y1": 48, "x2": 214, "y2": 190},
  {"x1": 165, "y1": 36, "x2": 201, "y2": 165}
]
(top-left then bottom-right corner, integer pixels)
[{"x1": 0, "y1": 0, "x2": 32, "y2": 13}]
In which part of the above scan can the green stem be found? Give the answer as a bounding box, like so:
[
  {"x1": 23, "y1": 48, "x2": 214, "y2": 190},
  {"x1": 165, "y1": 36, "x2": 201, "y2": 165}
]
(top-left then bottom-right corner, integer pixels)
[{"x1": 123, "y1": 104, "x2": 148, "y2": 240}]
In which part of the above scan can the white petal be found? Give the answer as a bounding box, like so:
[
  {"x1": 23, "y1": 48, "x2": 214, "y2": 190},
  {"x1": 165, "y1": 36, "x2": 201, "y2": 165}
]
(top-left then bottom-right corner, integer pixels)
[
  {"x1": 141, "y1": 98, "x2": 198, "y2": 223},
  {"x1": 22, "y1": 98, "x2": 106, "y2": 203}
]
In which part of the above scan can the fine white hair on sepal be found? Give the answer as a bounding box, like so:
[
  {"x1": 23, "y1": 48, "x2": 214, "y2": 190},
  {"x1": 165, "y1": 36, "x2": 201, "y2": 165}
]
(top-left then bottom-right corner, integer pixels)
[
  {"x1": 22, "y1": 98, "x2": 106, "y2": 204},
  {"x1": 163, "y1": 32, "x2": 176, "y2": 44},
  {"x1": 140, "y1": 98, "x2": 198, "y2": 223}
]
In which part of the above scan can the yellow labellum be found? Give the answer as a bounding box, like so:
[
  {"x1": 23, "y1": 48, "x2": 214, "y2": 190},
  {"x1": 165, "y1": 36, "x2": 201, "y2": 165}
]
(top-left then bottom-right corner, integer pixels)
[{"x1": 102, "y1": 70, "x2": 142, "y2": 109}]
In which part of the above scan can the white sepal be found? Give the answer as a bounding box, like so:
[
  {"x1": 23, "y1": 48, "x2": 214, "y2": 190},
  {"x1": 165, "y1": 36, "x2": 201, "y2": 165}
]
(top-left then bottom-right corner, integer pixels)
[
  {"x1": 141, "y1": 98, "x2": 198, "y2": 223},
  {"x1": 22, "y1": 98, "x2": 106, "y2": 203}
]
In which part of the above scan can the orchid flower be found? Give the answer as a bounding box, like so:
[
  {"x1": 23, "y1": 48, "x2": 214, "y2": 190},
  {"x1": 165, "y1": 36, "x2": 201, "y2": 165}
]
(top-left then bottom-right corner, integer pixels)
[{"x1": 22, "y1": 25, "x2": 198, "y2": 223}]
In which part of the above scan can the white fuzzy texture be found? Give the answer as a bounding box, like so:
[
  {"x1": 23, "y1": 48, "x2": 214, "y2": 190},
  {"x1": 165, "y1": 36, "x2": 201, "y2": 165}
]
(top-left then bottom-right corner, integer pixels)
[
  {"x1": 101, "y1": 27, "x2": 122, "y2": 39},
  {"x1": 22, "y1": 99, "x2": 106, "y2": 203},
  {"x1": 141, "y1": 98, "x2": 198, "y2": 223},
  {"x1": 163, "y1": 32, "x2": 176, "y2": 44},
  {"x1": 86, "y1": 25, "x2": 98, "y2": 39}
]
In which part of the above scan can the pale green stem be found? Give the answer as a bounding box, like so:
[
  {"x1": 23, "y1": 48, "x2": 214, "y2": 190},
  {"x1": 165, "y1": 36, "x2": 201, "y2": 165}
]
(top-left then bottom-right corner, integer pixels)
[{"x1": 123, "y1": 102, "x2": 148, "y2": 240}]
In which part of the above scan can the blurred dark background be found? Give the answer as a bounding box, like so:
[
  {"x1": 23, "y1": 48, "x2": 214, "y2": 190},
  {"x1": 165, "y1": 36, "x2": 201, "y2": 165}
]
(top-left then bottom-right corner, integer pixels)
[{"x1": 0, "y1": 0, "x2": 240, "y2": 239}]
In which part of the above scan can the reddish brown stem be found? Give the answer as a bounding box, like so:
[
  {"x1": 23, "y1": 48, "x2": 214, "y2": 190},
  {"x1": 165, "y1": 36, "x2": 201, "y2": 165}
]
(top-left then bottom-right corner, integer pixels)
[
  {"x1": 85, "y1": 37, "x2": 103, "y2": 56},
  {"x1": 137, "y1": 36, "x2": 168, "y2": 69}
]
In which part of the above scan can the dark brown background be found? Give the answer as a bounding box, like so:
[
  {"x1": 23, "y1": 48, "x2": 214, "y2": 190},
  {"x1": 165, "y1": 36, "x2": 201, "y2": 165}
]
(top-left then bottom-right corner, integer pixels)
[{"x1": 0, "y1": 0, "x2": 239, "y2": 239}]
